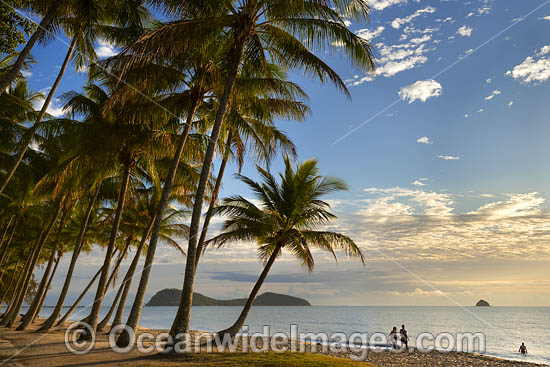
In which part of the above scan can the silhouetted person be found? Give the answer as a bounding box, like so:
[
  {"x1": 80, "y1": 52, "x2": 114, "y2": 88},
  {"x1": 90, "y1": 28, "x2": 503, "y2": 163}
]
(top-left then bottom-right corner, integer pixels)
[
  {"x1": 400, "y1": 324, "x2": 409, "y2": 350},
  {"x1": 519, "y1": 342, "x2": 527, "y2": 355},
  {"x1": 389, "y1": 327, "x2": 398, "y2": 349}
]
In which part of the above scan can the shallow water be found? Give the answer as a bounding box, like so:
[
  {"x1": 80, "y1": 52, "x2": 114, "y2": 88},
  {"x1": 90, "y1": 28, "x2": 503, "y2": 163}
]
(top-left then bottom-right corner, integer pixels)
[{"x1": 38, "y1": 305, "x2": 550, "y2": 365}]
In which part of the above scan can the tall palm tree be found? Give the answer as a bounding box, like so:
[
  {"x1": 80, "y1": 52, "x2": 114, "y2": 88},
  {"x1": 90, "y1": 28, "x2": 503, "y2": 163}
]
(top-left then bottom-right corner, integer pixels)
[
  {"x1": 132, "y1": 0, "x2": 375, "y2": 338},
  {"x1": 210, "y1": 157, "x2": 365, "y2": 337}
]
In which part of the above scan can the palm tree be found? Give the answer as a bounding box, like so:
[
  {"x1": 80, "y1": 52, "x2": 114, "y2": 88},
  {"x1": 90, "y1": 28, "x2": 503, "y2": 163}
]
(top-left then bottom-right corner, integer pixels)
[
  {"x1": 209, "y1": 157, "x2": 365, "y2": 337},
  {"x1": 131, "y1": 0, "x2": 375, "y2": 338},
  {"x1": 0, "y1": 1, "x2": 66, "y2": 93}
]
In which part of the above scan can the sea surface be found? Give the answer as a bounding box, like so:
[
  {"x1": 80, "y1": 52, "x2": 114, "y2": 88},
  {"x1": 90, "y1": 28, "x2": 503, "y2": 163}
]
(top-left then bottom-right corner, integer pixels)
[{"x1": 38, "y1": 305, "x2": 550, "y2": 365}]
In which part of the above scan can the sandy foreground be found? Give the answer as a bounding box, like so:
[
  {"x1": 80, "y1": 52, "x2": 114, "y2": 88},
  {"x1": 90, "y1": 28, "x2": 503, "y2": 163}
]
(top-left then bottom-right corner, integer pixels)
[{"x1": 0, "y1": 319, "x2": 545, "y2": 367}]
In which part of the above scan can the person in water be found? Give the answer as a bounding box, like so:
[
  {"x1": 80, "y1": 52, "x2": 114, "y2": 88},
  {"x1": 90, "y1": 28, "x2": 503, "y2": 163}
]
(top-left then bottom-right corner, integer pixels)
[
  {"x1": 519, "y1": 342, "x2": 527, "y2": 354},
  {"x1": 400, "y1": 324, "x2": 409, "y2": 350},
  {"x1": 389, "y1": 327, "x2": 398, "y2": 349}
]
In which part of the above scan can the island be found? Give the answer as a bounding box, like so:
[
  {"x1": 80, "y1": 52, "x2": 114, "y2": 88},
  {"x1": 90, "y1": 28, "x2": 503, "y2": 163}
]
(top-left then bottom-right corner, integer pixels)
[
  {"x1": 146, "y1": 289, "x2": 311, "y2": 306},
  {"x1": 476, "y1": 299, "x2": 490, "y2": 307}
]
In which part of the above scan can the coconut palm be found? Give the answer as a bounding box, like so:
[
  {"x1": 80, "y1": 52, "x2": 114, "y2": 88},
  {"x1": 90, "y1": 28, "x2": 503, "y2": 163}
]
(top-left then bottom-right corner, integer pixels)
[
  {"x1": 131, "y1": 0, "x2": 375, "y2": 338},
  {"x1": 209, "y1": 157, "x2": 365, "y2": 337}
]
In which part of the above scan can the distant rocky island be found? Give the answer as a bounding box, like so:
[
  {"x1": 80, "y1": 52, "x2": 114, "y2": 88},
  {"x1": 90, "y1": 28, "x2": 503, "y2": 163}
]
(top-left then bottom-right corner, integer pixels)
[
  {"x1": 146, "y1": 289, "x2": 311, "y2": 306},
  {"x1": 476, "y1": 299, "x2": 490, "y2": 307}
]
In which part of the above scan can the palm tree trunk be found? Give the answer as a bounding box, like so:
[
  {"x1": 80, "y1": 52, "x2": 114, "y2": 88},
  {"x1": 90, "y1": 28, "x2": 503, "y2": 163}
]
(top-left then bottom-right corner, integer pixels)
[
  {"x1": 59, "y1": 247, "x2": 119, "y2": 326},
  {"x1": 169, "y1": 42, "x2": 244, "y2": 341},
  {"x1": 0, "y1": 215, "x2": 14, "y2": 253},
  {"x1": 0, "y1": 258, "x2": 21, "y2": 310},
  {"x1": 88, "y1": 163, "x2": 131, "y2": 334},
  {"x1": 0, "y1": 2, "x2": 63, "y2": 95},
  {"x1": 0, "y1": 35, "x2": 77, "y2": 194},
  {"x1": 97, "y1": 237, "x2": 133, "y2": 331},
  {"x1": 4, "y1": 202, "x2": 62, "y2": 328},
  {"x1": 1, "y1": 219, "x2": 47, "y2": 325},
  {"x1": 39, "y1": 186, "x2": 100, "y2": 331},
  {"x1": 110, "y1": 218, "x2": 153, "y2": 331},
  {"x1": 1, "y1": 257, "x2": 27, "y2": 319},
  {"x1": 194, "y1": 132, "x2": 232, "y2": 272},
  {"x1": 55, "y1": 266, "x2": 103, "y2": 327},
  {"x1": 116, "y1": 98, "x2": 200, "y2": 348},
  {"x1": 217, "y1": 245, "x2": 282, "y2": 337},
  {"x1": 34, "y1": 253, "x2": 61, "y2": 322},
  {"x1": 80, "y1": 242, "x2": 126, "y2": 325},
  {"x1": 0, "y1": 217, "x2": 18, "y2": 270},
  {"x1": 18, "y1": 208, "x2": 68, "y2": 330}
]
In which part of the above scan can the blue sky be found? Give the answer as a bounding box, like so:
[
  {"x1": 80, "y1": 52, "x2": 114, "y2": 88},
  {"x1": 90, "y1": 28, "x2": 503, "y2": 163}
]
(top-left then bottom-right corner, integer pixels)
[{"x1": 28, "y1": 0, "x2": 550, "y2": 307}]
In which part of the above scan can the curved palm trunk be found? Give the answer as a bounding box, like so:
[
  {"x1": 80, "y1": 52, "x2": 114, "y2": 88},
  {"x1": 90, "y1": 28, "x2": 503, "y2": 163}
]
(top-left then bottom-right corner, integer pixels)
[
  {"x1": 116, "y1": 99, "x2": 200, "y2": 348},
  {"x1": 55, "y1": 266, "x2": 102, "y2": 327},
  {"x1": 0, "y1": 216, "x2": 14, "y2": 254},
  {"x1": 87, "y1": 163, "x2": 131, "y2": 335},
  {"x1": 110, "y1": 218, "x2": 153, "y2": 332},
  {"x1": 39, "y1": 187, "x2": 100, "y2": 331},
  {"x1": 0, "y1": 36, "x2": 77, "y2": 194},
  {"x1": 0, "y1": 258, "x2": 21, "y2": 310},
  {"x1": 1, "y1": 257, "x2": 27, "y2": 319},
  {"x1": 4, "y1": 203, "x2": 61, "y2": 328},
  {"x1": 1, "y1": 214, "x2": 50, "y2": 325},
  {"x1": 169, "y1": 43, "x2": 244, "y2": 341},
  {"x1": 0, "y1": 217, "x2": 18, "y2": 271},
  {"x1": 81, "y1": 243, "x2": 126, "y2": 325},
  {"x1": 0, "y1": 2, "x2": 63, "y2": 96},
  {"x1": 217, "y1": 245, "x2": 281, "y2": 337},
  {"x1": 18, "y1": 208, "x2": 68, "y2": 330},
  {"x1": 34, "y1": 253, "x2": 61, "y2": 322},
  {"x1": 194, "y1": 132, "x2": 232, "y2": 273},
  {"x1": 97, "y1": 237, "x2": 133, "y2": 331}
]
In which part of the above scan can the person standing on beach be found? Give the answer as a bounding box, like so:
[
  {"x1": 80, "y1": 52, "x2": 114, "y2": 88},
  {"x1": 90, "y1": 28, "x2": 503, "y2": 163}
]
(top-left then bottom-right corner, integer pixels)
[
  {"x1": 389, "y1": 327, "x2": 399, "y2": 349},
  {"x1": 519, "y1": 343, "x2": 527, "y2": 354},
  {"x1": 400, "y1": 324, "x2": 409, "y2": 350}
]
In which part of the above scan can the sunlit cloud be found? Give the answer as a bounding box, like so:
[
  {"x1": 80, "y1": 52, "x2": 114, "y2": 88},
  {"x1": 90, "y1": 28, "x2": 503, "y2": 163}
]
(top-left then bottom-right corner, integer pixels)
[{"x1": 398, "y1": 80, "x2": 442, "y2": 103}]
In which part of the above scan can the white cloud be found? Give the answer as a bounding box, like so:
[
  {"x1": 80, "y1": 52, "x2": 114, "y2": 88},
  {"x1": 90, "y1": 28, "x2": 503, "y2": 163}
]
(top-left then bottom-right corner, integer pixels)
[
  {"x1": 466, "y1": 12, "x2": 474, "y2": 18},
  {"x1": 21, "y1": 69, "x2": 32, "y2": 78},
  {"x1": 391, "y1": 6, "x2": 436, "y2": 29},
  {"x1": 477, "y1": 108, "x2": 484, "y2": 113},
  {"x1": 370, "y1": 0, "x2": 407, "y2": 11},
  {"x1": 355, "y1": 26, "x2": 385, "y2": 41},
  {"x1": 417, "y1": 136, "x2": 432, "y2": 144},
  {"x1": 346, "y1": 36, "x2": 436, "y2": 85},
  {"x1": 411, "y1": 178, "x2": 428, "y2": 187},
  {"x1": 457, "y1": 25, "x2": 473, "y2": 37},
  {"x1": 398, "y1": 80, "x2": 442, "y2": 103},
  {"x1": 540, "y1": 16, "x2": 550, "y2": 21},
  {"x1": 485, "y1": 89, "x2": 501, "y2": 100},
  {"x1": 464, "y1": 114, "x2": 469, "y2": 118},
  {"x1": 508, "y1": 101, "x2": 514, "y2": 107},
  {"x1": 343, "y1": 20, "x2": 351, "y2": 27},
  {"x1": 469, "y1": 193, "x2": 544, "y2": 219},
  {"x1": 506, "y1": 45, "x2": 550, "y2": 84},
  {"x1": 437, "y1": 155, "x2": 460, "y2": 160},
  {"x1": 465, "y1": 48, "x2": 473, "y2": 55},
  {"x1": 95, "y1": 38, "x2": 117, "y2": 58},
  {"x1": 486, "y1": 78, "x2": 492, "y2": 84}
]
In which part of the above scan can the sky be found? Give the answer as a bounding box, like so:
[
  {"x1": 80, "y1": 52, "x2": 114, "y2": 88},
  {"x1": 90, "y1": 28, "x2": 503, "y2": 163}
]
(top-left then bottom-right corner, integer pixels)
[{"x1": 27, "y1": 0, "x2": 550, "y2": 308}]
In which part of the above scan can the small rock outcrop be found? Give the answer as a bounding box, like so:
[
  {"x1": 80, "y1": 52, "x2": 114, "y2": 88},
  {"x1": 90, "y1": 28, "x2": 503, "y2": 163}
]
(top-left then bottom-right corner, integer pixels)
[{"x1": 476, "y1": 299, "x2": 490, "y2": 307}]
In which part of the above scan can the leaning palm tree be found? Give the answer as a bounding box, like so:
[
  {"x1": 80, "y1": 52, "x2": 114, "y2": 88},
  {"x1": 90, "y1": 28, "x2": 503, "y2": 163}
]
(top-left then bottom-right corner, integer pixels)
[{"x1": 209, "y1": 157, "x2": 365, "y2": 337}]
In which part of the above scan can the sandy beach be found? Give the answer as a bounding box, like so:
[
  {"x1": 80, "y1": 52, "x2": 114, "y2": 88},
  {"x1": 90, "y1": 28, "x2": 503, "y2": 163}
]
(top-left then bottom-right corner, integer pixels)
[{"x1": 0, "y1": 319, "x2": 545, "y2": 367}]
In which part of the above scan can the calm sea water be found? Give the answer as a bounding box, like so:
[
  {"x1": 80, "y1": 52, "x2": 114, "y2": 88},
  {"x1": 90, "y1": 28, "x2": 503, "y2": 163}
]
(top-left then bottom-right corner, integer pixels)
[{"x1": 38, "y1": 305, "x2": 550, "y2": 365}]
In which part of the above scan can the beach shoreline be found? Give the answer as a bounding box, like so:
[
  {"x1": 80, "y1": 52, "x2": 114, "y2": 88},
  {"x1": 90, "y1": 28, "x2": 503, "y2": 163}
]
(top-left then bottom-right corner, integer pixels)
[{"x1": 0, "y1": 318, "x2": 546, "y2": 367}]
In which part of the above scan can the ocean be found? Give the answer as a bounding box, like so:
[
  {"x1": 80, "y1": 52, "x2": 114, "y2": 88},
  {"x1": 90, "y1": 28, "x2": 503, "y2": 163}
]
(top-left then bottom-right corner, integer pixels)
[{"x1": 38, "y1": 305, "x2": 550, "y2": 365}]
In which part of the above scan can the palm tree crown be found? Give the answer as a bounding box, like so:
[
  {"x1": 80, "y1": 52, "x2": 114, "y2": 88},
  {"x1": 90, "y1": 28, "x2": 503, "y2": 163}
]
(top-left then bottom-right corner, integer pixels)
[{"x1": 210, "y1": 156, "x2": 364, "y2": 269}]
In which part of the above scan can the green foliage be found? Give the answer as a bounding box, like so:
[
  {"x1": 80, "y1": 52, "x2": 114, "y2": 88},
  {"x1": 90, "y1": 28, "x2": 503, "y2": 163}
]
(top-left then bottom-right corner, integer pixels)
[{"x1": 0, "y1": 2, "x2": 36, "y2": 54}]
